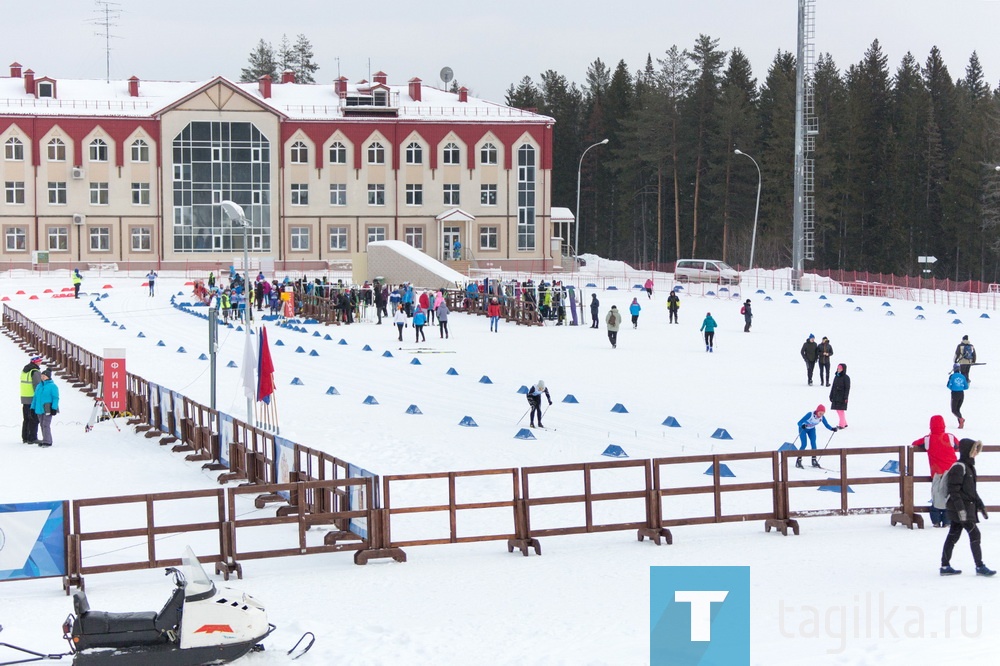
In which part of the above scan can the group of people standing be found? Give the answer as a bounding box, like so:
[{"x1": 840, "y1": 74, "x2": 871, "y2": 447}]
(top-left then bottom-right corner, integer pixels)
[{"x1": 19, "y1": 355, "x2": 60, "y2": 447}]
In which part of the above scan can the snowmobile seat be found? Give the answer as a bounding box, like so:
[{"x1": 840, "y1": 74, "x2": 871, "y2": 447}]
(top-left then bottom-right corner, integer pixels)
[{"x1": 71, "y1": 590, "x2": 166, "y2": 649}]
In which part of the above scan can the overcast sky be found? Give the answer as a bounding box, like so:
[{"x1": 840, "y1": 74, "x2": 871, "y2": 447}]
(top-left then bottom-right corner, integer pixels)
[{"x1": 5, "y1": 1, "x2": 1000, "y2": 102}]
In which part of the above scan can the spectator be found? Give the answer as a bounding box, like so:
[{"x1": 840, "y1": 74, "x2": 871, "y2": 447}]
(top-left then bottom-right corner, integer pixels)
[
  {"x1": 817, "y1": 336, "x2": 834, "y2": 386},
  {"x1": 590, "y1": 294, "x2": 600, "y2": 329},
  {"x1": 911, "y1": 415, "x2": 960, "y2": 528},
  {"x1": 939, "y1": 439, "x2": 995, "y2": 576},
  {"x1": 20, "y1": 354, "x2": 43, "y2": 444},
  {"x1": 629, "y1": 297, "x2": 641, "y2": 329},
  {"x1": 947, "y1": 363, "x2": 969, "y2": 429},
  {"x1": 412, "y1": 306, "x2": 427, "y2": 343},
  {"x1": 436, "y1": 298, "x2": 450, "y2": 339},
  {"x1": 700, "y1": 312, "x2": 717, "y2": 352},
  {"x1": 829, "y1": 363, "x2": 851, "y2": 428},
  {"x1": 393, "y1": 305, "x2": 406, "y2": 342},
  {"x1": 606, "y1": 305, "x2": 622, "y2": 349},
  {"x1": 801, "y1": 334, "x2": 819, "y2": 385},
  {"x1": 30, "y1": 367, "x2": 60, "y2": 447},
  {"x1": 487, "y1": 297, "x2": 501, "y2": 333},
  {"x1": 644, "y1": 278, "x2": 654, "y2": 299},
  {"x1": 667, "y1": 290, "x2": 680, "y2": 324},
  {"x1": 741, "y1": 299, "x2": 753, "y2": 333},
  {"x1": 72, "y1": 268, "x2": 83, "y2": 299}
]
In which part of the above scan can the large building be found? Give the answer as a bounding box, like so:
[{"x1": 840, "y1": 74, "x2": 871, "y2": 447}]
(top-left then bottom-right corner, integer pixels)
[{"x1": 0, "y1": 63, "x2": 561, "y2": 273}]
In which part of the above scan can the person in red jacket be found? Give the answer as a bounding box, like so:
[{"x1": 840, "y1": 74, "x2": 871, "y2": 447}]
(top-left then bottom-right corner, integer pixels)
[
  {"x1": 912, "y1": 415, "x2": 960, "y2": 527},
  {"x1": 487, "y1": 297, "x2": 501, "y2": 333}
]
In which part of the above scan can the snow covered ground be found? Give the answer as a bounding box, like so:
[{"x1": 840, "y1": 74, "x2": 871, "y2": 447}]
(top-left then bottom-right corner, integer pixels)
[{"x1": 2, "y1": 260, "x2": 999, "y2": 665}]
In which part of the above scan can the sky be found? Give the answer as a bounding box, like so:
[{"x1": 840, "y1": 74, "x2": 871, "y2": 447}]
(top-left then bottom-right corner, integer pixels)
[
  {"x1": 2, "y1": 259, "x2": 1000, "y2": 664},
  {"x1": 4, "y1": 1, "x2": 1000, "y2": 102}
]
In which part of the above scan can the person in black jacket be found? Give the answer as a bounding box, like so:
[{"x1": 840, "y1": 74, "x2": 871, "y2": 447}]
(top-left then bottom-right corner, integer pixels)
[
  {"x1": 829, "y1": 363, "x2": 850, "y2": 428},
  {"x1": 667, "y1": 290, "x2": 680, "y2": 324},
  {"x1": 741, "y1": 299, "x2": 753, "y2": 332},
  {"x1": 940, "y1": 438, "x2": 995, "y2": 576},
  {"x1": 526, "y1": 380, "x2": 552, "y2": 428},
  {"x1": 589, "y1": 294, "x2": 600, "y2": 329},
  {"x1": 817, "y1": 336, "x2": 834, "y2": 386},
  {"x1": 800, "y1": 334, "x2": 818, "y2": 385}
]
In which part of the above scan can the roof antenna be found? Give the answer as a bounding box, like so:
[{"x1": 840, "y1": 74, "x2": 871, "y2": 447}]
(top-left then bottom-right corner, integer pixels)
[{"x1": 89, "y1": 0, "x2": 122, "y2": 84}]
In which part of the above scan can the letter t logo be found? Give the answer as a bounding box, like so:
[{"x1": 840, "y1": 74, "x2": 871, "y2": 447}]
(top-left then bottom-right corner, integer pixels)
[{"x1": 674, "y1": 590, "x2": 729, "y2": 641}]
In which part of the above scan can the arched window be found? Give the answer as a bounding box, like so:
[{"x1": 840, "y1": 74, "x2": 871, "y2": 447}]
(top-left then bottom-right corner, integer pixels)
[
  {"x1": 47, "y1": 138, "x2": 66, "y2": 162},
  {"x1": 328, "y1": 141, "x2": 347, "y2": 164},
  {"x1": 367, "y1": 141, "x2": 385, "y2": 165},
  {"x1": 442, "y1": 142, "x2": 460, "y2": 165},
  {"x1": 4, "y1": 137, "x2": 24, "y2": 161},
  {"x1": 131, "y1": 139, "x2": 149, "y2": 163},
  {"x1": 89, "y1": 138, "x2": 108, "y2": 162},
  {"x1": 479, "y1": 142, "x2": 498, "y2": 165},
  {"x1": 405, "y1": 142, "x2": 423, "y2": 165},
  {"x1": 290, "y1": 141, "x2": 309, "y2": 164}
]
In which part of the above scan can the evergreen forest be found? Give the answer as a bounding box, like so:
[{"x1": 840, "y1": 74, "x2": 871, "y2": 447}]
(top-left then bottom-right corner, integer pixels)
[{"x1": 505, "y1": 37, "x2": 1000, "y2": 282}]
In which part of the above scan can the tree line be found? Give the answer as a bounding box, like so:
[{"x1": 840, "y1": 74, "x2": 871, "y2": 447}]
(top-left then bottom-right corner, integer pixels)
[
  {"x1": 240, "y1": 34, "x2": 319, "y2": 84},
  {"x1": 506, "y1": 37, "x2": 1000, "y2": 282}
]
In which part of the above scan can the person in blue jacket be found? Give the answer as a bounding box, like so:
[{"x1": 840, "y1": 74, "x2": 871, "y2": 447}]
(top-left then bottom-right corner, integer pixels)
[
  {"x1": 412, "y1": 305, "x2": 427, "y2": 343},
  {"x1": 629, "y1": 298, "x2": 641, "y2": 329},
  {"x1": 700, "y1": 312, "x2": 717, "y2": 352},
  {"x1": 30, "y1": 367, "x2": 60, "y2": 447},
  {"x1": 796, "y1": 404, "x2": 838, "y2": 468},
  {"x1": 947, "y1": 363, "x2": 970, "y2": 429}
]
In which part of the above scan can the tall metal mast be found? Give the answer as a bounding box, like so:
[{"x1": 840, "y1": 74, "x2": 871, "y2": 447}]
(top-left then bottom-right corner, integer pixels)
[{"x1": 793, "y1": 0, "x2": 818, "y2": 286}]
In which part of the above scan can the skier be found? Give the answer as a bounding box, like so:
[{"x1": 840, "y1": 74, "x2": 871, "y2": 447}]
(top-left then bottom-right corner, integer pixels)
[
  {"x1": 911, "y1": 415, "x2": 960, "y2": 528},
  {"x1": 29, "y1": 367, "x2": 59, "y2": 447},
  {"x1": 644, "y1": 278, "x2": 654, "y2": 299},
  {"x1": 590, "y1": 294, "x2": 600, "y2": 328},
  {"x1": 947, "y1": 363, "x2": 969, "y2": 429},
  {"x1": 954, "y1": 335, "x2": 977, "y2": 382},
  {"x1": 940, "y1": 438, "x2": 995, "y2": 576},
  {"x1": 629, "y1": 298, "x2": 641, "y2": 329},
  {"x1": 829, "y1": 363, "x2": 850, "y2": 428},
  {"x1": 526, "y1": 380, "x2": 552, "y2": 428},
  {"x1": 606, "y1": 305, "x2": 622, "y2": 348},
  {"x1": 487, "y1": 297, "x2": 501, "y2": 332},
  {"x1": 741, "y1": 299, "x2": 753, "y2": 332},
  {"x1": 20, "y1": 354, "x2": 42, "y2": 444},
  {"x1": 800, "y1": 334, "x2": 818, "y2": 385},
  {"x1": 700, "y1": 312, "x2": 717, "y2": 352},
  {"x1": 817, "y1": 336, "x2": 834, "y2": 386},
  {"x1": 145, "y1": 270, "x2": 158, "y2": 297},
  {"x1": 667, "y1": 290, "x2": 680, "y2": 324},
  {"x1": 71, "y1": 268, "x2": 83, "y2": 299},
  {"x1": 796, "y1": 404, "x2": 838, "y2": 469}
]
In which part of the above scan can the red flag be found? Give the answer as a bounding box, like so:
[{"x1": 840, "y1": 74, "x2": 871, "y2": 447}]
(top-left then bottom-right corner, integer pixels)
[{"x1": 257, "y1": 326, "x2": 275, "y2": 404}]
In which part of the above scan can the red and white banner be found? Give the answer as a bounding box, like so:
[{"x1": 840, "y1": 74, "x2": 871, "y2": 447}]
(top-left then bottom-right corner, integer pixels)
[{"x1": 103, "y1": 348, "x2": 126, "y2": 411}]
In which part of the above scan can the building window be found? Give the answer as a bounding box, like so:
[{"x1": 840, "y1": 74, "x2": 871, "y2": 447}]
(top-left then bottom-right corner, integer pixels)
[
  {"x1": 443, "y1": 183, "x2": 460, "y2": 206},
  {"x1": 173, "y1": 205, "x2": 192, "y2": 226},
  {"x1": 89, "y1": 139, "x2": 108, "y2": 162},
  {"x1": 329, "y1": 184, "x2": 347, "y2": 206},
  {"x1": 405, "y1": 142, "x2": 423, "y2": 165},
  {"x1": 367, "y1": 142, "x2": 385, "y2": 165},
  {"x1": 517, "y1": 144, "x2": 536, "y2": 251},
  {"x1": 480, "y1": 142, "x2": 498, "y2": 165},
  {"x1": 4, "y1": 137, "x2": 24, "y2": 161},
  {"x1": 131, "y1": 182, "x2": 150, "y2": 205},
  {"x1": 37, "y1": 81, "x2": 53, "y2": 98},
  {"x1": 290, "y1": 183, "x2": 309, "y2": 206},
  {"x1": 131, "y1": 139, "x2": 149, "y2": 163},
  {"x1": 290, "y1": 226, "x2": 310, "y2": 251},
  {"x1": 479, "y1": 225, "x2": 499, "y2": 250},
  {"x1": 48, "y1": 181, "x2": 67, "y2": 205},
  {"x1": 367, "y1": 226, "x2": 386, "y2": 243},
  {"x1": 405, "y1": 184, "x2": 423, "y2": 206},
  {"x1": 404, "y1": 226, "x2": 424, "y2": 250},
  {"x1": 47, "y1": 138, "x2": 66, "y2": 162},
  {"x1": 131, "y1": 227, "x2": 152, "y2": 252},
  {"x1": 89, "y1": 182, "x2": 109, "y2": 205},
  {"x1": 48, "y1": 227, "x2": 69, "y2": 251},
  {"x1": 290, "y1": 141, "x2": 309, "y2": 164},
  {"x1": 90, "y1": 226, "x2": 111, "y2": 252},
  {"x1": 480, "y1": 184, "x2": 497, "y2": 206},
  {"x1": 443, "y1": 142, "x2": 460, "y2": 165},
  {"x1": 4, "y1": 181, "x2": 25, "y2": 205},
  {"x1": 367, "y1": 184, "x2": 385, "y2": 206},
  {"x1": 329, "y1": 226, "x2": 348, "y2": 251},
  {"x1": 329, "y1": 141, "x2": 347, "y2": 164},
  {"x1": 5, "y1": 227, "x2": 27, "y2": 251}
]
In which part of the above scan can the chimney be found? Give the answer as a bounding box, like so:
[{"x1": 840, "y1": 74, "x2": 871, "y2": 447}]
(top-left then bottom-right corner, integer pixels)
[
  {"x1": 10, "y1": 62, "x2": 22, "y2": 78},
  {"x1": 24, "y1": 69, "x2": 34, "y2": 94},
  {"x1": 373, "y1": 71, "x2": 387, "y2": 85},
  {"x1": 408, "y1": 77, "x2": 422, "y2": 102},
  {"x1": 281, "y1": 69, "x2": 295, "y2": 84},
  {"x1": 258, "y1": 74, "x2": 272, "y2": 99},
  {"x1": 334, "y1": 76, "x2": 348, "y2": 98},
  {"x1": 458, "y1": 86, "x2": 468, "y2": 103},
  {"x1": 128, "y1": 76, "x2": 140, "y2": 97}
]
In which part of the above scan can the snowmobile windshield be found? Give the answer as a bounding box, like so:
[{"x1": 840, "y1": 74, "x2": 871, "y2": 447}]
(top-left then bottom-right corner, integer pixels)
[{"x1": 181, "y1": 546, "x2": 216, "y2": 601}]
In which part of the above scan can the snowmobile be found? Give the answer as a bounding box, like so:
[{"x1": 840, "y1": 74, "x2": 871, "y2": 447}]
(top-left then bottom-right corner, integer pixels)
[{"x1": 0, "y1": 546, "x2": 312, "y2": 666}]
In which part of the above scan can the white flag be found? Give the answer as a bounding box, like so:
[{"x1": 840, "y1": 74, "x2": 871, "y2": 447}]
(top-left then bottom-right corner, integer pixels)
[{"x1": 241, "y1": 332, "x2": 257, "y2": 401}]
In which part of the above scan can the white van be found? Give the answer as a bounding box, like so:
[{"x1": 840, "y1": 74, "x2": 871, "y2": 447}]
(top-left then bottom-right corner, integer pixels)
[{"x1": 673, "y1": 259, "x2": 741, "y2": 285}]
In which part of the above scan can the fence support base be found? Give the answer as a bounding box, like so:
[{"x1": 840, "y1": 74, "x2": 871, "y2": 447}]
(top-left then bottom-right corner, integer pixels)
[
  {"x1": 506, "y1": 537, "x2": 541, "y2": 556},
  {"x1": 764, "y1": 518, "x2": 800, "y2": 536},
  {"x1": 253, "y1": 493, "x2": 285, "y2": 509},
  {"x1": 354, "y1": 548, "x2": 406, "y2": 565},
  {"x1": 215, "y1": 560, "x2": 242, "y2": 581},
  {"x1": 636, "y1": 527, "x2": 673, "y2": 545},
  {"x1": 890, "y1": 512, "x2": 923, "y2": 530}
]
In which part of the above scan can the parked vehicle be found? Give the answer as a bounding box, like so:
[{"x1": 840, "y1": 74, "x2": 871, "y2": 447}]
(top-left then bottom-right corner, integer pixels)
[{"x1": 673, "y1": 259, "x2": 741, "y2": 285}]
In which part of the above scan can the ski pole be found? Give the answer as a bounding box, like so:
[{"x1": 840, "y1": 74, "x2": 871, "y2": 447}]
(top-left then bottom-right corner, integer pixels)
[
  {"x1": 516, "y1": 406, "x2": 531, "y2": 425},
  {"x1": 818, "y1": 428, "x2": 838, "y2": 455}
]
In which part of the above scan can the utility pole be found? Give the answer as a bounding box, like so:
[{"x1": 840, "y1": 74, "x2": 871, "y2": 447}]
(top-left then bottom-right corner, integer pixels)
[{"x1": 90, "y1": 1, "x2": 122, "y2": 84}]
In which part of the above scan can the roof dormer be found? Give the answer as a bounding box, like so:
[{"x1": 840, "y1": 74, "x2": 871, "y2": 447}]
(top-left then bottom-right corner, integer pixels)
[
  {"x1": 373, "y1": 71, "x2": 387, "y2": 85},
  {"x1": 35, "y1": 76, "x2": 57, "y2": 99}
]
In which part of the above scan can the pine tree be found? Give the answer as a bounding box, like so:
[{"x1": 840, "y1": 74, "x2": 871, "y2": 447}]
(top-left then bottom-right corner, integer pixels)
[
  {"x1": 505, "y1": 76, "x2": 541, "y2": 109},
  {"x1": 717, "y1": 48, "x2": 759, "y2": 265},
  {"x1": 292, "y1": 34, "x2": 319, "y2": 84},
  {"x1": 240, "y1": 39, "x2": 278, "y2": 83}
]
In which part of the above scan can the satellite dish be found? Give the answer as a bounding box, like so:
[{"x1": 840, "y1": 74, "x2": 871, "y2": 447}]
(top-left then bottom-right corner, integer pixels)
[{"x1": 440, "y1": 66, "x2": 454, "y2": 86}]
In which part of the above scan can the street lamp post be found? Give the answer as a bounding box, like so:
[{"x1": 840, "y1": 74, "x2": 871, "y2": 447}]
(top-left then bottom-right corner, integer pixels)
[
  {"x1": 734, "y1": 149, "x2": 762, "y2": 271},
  {"x1": 574, "y1": 139, "x2": 609, "y2": 267},
  {"x1": 221, "y1": 200, "x2": 254, "y2": 428}
]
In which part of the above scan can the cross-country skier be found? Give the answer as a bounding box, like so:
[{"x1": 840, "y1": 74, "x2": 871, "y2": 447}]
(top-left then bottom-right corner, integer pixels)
[
  {"x1": 526, "y1": 380, "x2": 552, "y2": 428},
  {"x1": 796, "y1": 404, "x2": 838, "y2": 468}
]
